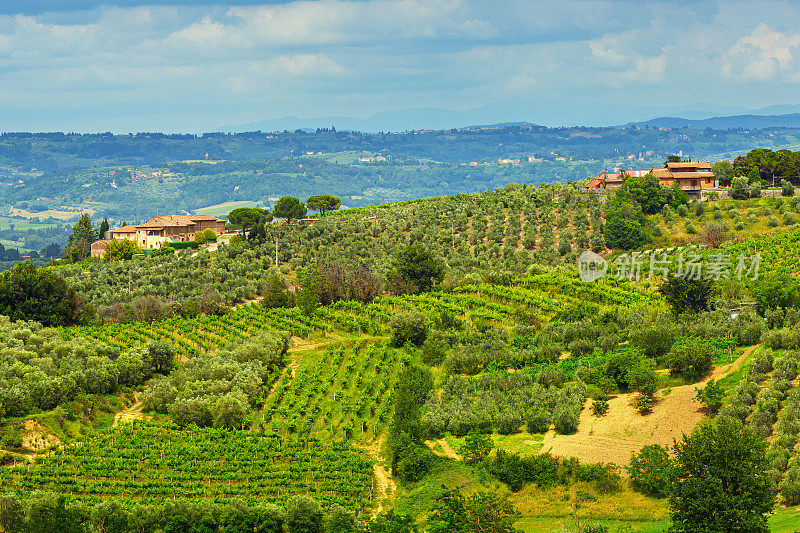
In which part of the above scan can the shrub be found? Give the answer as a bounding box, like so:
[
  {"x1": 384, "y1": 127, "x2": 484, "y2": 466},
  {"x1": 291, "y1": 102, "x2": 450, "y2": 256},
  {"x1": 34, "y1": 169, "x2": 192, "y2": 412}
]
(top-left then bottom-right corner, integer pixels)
[
  {"x1": 629, "y1": 325, "x2": 675, "y2": 359},
  {"x1": 554, "y1": 406, "x2": 580, "y2": 434},
  {"x1": 421, "y1": 334, "x2": 448, "y2": 366},
  {"x1": 694, "y1": 379, "x2": 724, "y2": 414},
  {"x1": 487, "y1": 450, "x2": 560, "y2": 491},
  {"x1": 285, "y1": 495, "x2": 323, "y2": 533},
  {"x1": 577, "y1": 462, "x2": 622, "y2": 493},
  {"x1": 636, "y1": 394, "x2": 653, "y2": 415},
  {"x1": 591, "y1": 397, "x2": 609, "y2": 416},
  {"x1": 665, "y1": 337, "x2": 715, "y2": 382},
  {"x1": 389, "y1": 311, "x2": 429, "y2": 347},
  {"x1": 627, "y1": 444, "x2": 675, "y2": 498},
  {"x1": 526, "y1": 408, "x2": 550, "y2": 433},
  {"x1": 567, "y1": 338, "x2": 594, "y2": 357},
  {"x1": 460, "y1": 432, "x2": 492, "y2": 464}
]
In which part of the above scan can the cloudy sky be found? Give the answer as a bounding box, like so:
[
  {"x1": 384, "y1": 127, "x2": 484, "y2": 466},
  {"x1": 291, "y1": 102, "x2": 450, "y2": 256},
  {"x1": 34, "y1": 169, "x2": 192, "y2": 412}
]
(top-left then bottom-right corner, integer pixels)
[{"x1": 2, "y1": 0, "x2": 800, "y2": 132}]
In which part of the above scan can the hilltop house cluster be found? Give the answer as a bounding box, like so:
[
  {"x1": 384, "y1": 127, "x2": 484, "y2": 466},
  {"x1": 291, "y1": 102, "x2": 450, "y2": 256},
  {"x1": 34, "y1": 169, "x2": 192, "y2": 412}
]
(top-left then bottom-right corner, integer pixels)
[
  {"x1": 90, "y1": 214, "x2": 228, "y2": 258},
  {"x1": 587, "y1": 161, "x2": 715, "y2": 197}
]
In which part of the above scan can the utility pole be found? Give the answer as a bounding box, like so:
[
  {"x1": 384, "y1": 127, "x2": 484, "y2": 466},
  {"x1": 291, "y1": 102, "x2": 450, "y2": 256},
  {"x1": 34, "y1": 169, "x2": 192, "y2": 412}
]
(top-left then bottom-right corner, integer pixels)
[{"x1": 275, "y1": 238, "x2": 279, "y2": 267}]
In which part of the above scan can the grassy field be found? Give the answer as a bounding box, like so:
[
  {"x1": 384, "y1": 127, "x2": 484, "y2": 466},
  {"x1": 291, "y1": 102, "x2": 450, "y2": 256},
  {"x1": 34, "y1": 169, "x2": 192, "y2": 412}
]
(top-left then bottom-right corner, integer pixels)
[{"x1": 196, "y1": 200, "x2": 257, "y2": 217}]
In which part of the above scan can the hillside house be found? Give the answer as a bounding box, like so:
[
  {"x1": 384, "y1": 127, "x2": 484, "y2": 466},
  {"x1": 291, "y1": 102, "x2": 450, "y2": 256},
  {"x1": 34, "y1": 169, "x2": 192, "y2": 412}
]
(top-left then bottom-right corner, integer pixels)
[
  {"x1": 110, "y1": 214, "x2": 227, "y2": 250},
  {"x1": 650, "y1": 162, "x2": 715, "y2": 196}
]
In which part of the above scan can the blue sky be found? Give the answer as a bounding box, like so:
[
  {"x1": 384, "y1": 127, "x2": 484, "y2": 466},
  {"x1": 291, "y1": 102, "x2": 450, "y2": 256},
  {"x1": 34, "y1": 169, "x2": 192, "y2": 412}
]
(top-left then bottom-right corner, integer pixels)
[{"x1": 2, "y1": 0, "x2": 800, "y2": 132}]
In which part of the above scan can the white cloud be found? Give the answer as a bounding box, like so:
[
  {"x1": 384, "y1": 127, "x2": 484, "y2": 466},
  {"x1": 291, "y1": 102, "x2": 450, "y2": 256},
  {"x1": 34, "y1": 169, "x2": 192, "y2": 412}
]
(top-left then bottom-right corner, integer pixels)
[{"x1": 724, "y1": 23, "x2": 800, "y2": 81}]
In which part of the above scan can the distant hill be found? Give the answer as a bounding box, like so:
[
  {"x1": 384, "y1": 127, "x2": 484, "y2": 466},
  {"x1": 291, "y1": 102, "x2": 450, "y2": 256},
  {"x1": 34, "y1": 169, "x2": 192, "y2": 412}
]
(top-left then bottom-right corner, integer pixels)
[{"x1": 624, "y1": 113, "x2": 800, "y2": 130}]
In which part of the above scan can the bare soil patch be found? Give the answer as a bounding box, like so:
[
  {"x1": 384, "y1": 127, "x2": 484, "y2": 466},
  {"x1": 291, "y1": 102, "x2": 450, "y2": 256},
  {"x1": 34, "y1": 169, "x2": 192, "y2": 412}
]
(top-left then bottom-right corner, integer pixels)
[
  {"x1": 540, "y1": 345, "x2": 757, "y2": 467},
  {"x1": 113, "y1": 393, "x2": 145, "y2": 427},
  {"x1": 21, "y1": 420, "x2": 60, "y2": 451},
  {"x1": 425, "y1": 438, "x2": 463, "y2": 461}
]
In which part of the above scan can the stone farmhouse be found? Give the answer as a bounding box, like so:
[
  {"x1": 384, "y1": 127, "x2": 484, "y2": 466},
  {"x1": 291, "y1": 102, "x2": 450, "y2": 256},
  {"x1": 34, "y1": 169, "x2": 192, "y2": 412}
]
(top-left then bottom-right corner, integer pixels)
[
  {"x1": 91, "y1": 214, "x2": 227, "y2": 257},
  {"x1": 586, "y1": 162, "x2": 715, "y2": 198}
]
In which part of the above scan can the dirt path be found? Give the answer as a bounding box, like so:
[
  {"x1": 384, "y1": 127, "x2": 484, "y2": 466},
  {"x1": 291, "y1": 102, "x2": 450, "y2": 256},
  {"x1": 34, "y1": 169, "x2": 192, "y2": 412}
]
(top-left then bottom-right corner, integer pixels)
[
  {"x1": 113, "y1": 394, "x2": 145, "y2": 427},
  {"x1": 425, "y1": 438, "x2": 463, "y2": 461},
  {"x1": 363, "y1": 436, "x2": 396, "y2": 517},
  {"x1": 540, "y1": 344, "x2": 758, "y2": 467}
]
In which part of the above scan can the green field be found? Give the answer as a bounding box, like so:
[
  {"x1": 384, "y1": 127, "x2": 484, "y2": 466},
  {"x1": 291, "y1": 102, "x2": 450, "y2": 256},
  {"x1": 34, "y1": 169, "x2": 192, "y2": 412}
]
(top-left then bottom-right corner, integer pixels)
[{"x1": 195, "y1": 200, "x2": 257, "y2": 217}]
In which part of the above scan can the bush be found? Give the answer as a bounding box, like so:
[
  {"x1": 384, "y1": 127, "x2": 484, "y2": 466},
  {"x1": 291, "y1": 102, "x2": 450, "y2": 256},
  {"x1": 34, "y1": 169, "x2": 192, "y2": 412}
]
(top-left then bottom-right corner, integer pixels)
[
  {"x1": 554, "y1": 406, "x2": 580, "y2": 434},
  {"x1": 627, "y1": 444, "x2": 675, "y2": 498},
  {"x1": 694, "y1": 379, "x2": 724, "y2": 414},
  {"x1": 487, "y1": 450, "x2": 560, "y2": 491},
  {"x1": 389, "y1": 311, "x2": 429, "y2": 347},
  {"x1": 460, "y1": 432, "x2": 492, "y2": 464},
  {"x1": 591, "y1": 396, "x2": 609, "y2": 416},
  {"x1": 666, "y1": 337, "x2": 715, "y2": 382},
  {"x1": 629, "y1": 325, "x2": 675, "y2": 359},
  {"x1": 421, "y1": 334, "x2": 448, "y2": 366},
  {"x1": 577, "y1": 462, "x2": 622, "y2": 493},
  {"x1": 526, "y1": 408, "x2": 550, "y2": 433},
  {"x1": 567, "y1": 338, "x2": 594, "y2": 357},
  {"x1": 636, "y1": 394, "x2": 653, "y2": 415},
  {"x1": 767, "y1": 216, "x2": 780, "y2": 227},
  {"x1": 285, "y1": 495, "x2": 323, "y2": 533}
]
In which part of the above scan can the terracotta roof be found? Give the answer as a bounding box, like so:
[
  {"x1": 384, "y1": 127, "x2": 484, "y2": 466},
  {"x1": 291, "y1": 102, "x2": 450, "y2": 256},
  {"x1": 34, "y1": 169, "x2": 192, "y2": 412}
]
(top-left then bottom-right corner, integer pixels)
[
  {"x1": 138, "y1": 215, "x2": 209, "y2": 228},
  {"x1": 666, "y1": 161, "x2": 712, "y2": 169},
  {"x1": 112, "y1": 226, "x2": 137, "y2": 233},
  {"x1": 587, "y1": 178, "x2": 602, "y2": 188}
]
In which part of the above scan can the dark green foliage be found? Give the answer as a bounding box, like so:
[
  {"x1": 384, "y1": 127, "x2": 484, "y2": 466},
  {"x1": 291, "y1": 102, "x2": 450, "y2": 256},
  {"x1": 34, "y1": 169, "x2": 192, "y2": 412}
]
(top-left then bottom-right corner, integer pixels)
[
  {"x1": 0, "y1": 261, "x2": 81, "y2": 326},
  {"x1": 591, "y1": 396, "x2": 608, "y2": 416},
  {"x1": 390, "y1": 361, "x2": 434, "y2": 481},
  {"x1": 285, "y1": 495, "x2": 324, "y2": 533},
  {"x1": 389, "y1": 311, "x2": 429, "y2": 347},
  {"x1": 306, "y1": 194, "x2": 341, "y2": 216},
  {"x1": 262, "y1": 271, "x2": 289, "y2": 309},
  {"x1": 428, "y1": 489, "x2": 519, "y2": 533},
  {"x1": 635, "y1": 394, "x2": 653, "y2": 415},
  {"x1": 393, "y1": 243, "x2": 444, "y2": 293},
  {"x1": 628, "y1": 325, "x2": 676, "y2": 359},
  {"x1": 603, "y1": 196, "x2": 650, "y2": 250},
  {"x1": 297, "y1": 263, "x2": 324, "y2": 315},
  {"x1": 64, "y1": 213, "x2": 98, "y2": 262},
  {"x1": 694, "y1": 378, "x2": 724, "y2": 414},
  {"x1": 668, "y1": 182, "x2": 689, "y2": 207},
  {"x1": 603, "y1": 347, "x2": 654, "y2": 393},
  {"x1": 273, "y1": 196, "x2": 307, "y2": 224},
  {"x1": 619, "y1": 173, "x2": 667, "y2": 215},
  {"x1": 98, "y1": 218, "x2": 109, "y2": 237},
  {"x1": 665, "y1": 337, "x2": 716, "y2": 382},
  {"x1": 227, "y1": 207, "x2": 272, "y2": 240},
  {"x1": 658, "y1": 276, "x2": 714, "y2": 314},
  {"x1": 627, "y1": 444, "x2": 675, "y2": 498},
  {"x1": 460, "y1": 432, "x2": 492, "y2": 464},
  {"x1": 670, "y1": 417, "x2": 775, "y2": 533},
  {"x1": 752, "y1": 273, "x2": 800, "y2": 313},
  {"x1": 362, "y1": 510, "x2": 418, "y2": 533},
  {"x1": 487, "y1": 450, "x2": 560, "y2": 491}
]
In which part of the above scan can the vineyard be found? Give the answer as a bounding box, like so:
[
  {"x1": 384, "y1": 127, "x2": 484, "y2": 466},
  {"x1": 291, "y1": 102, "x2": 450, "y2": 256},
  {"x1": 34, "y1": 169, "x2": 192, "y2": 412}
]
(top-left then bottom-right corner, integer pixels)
[
  {"x1": 256, "y1": 340, "x2": 403, "y2": 442},
  {"x1": 60, "y1": 272, "x2": 658, "y2": 360},
  {"x1": 0, "y1": 422, "x2": 374, "y2": 510}
]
